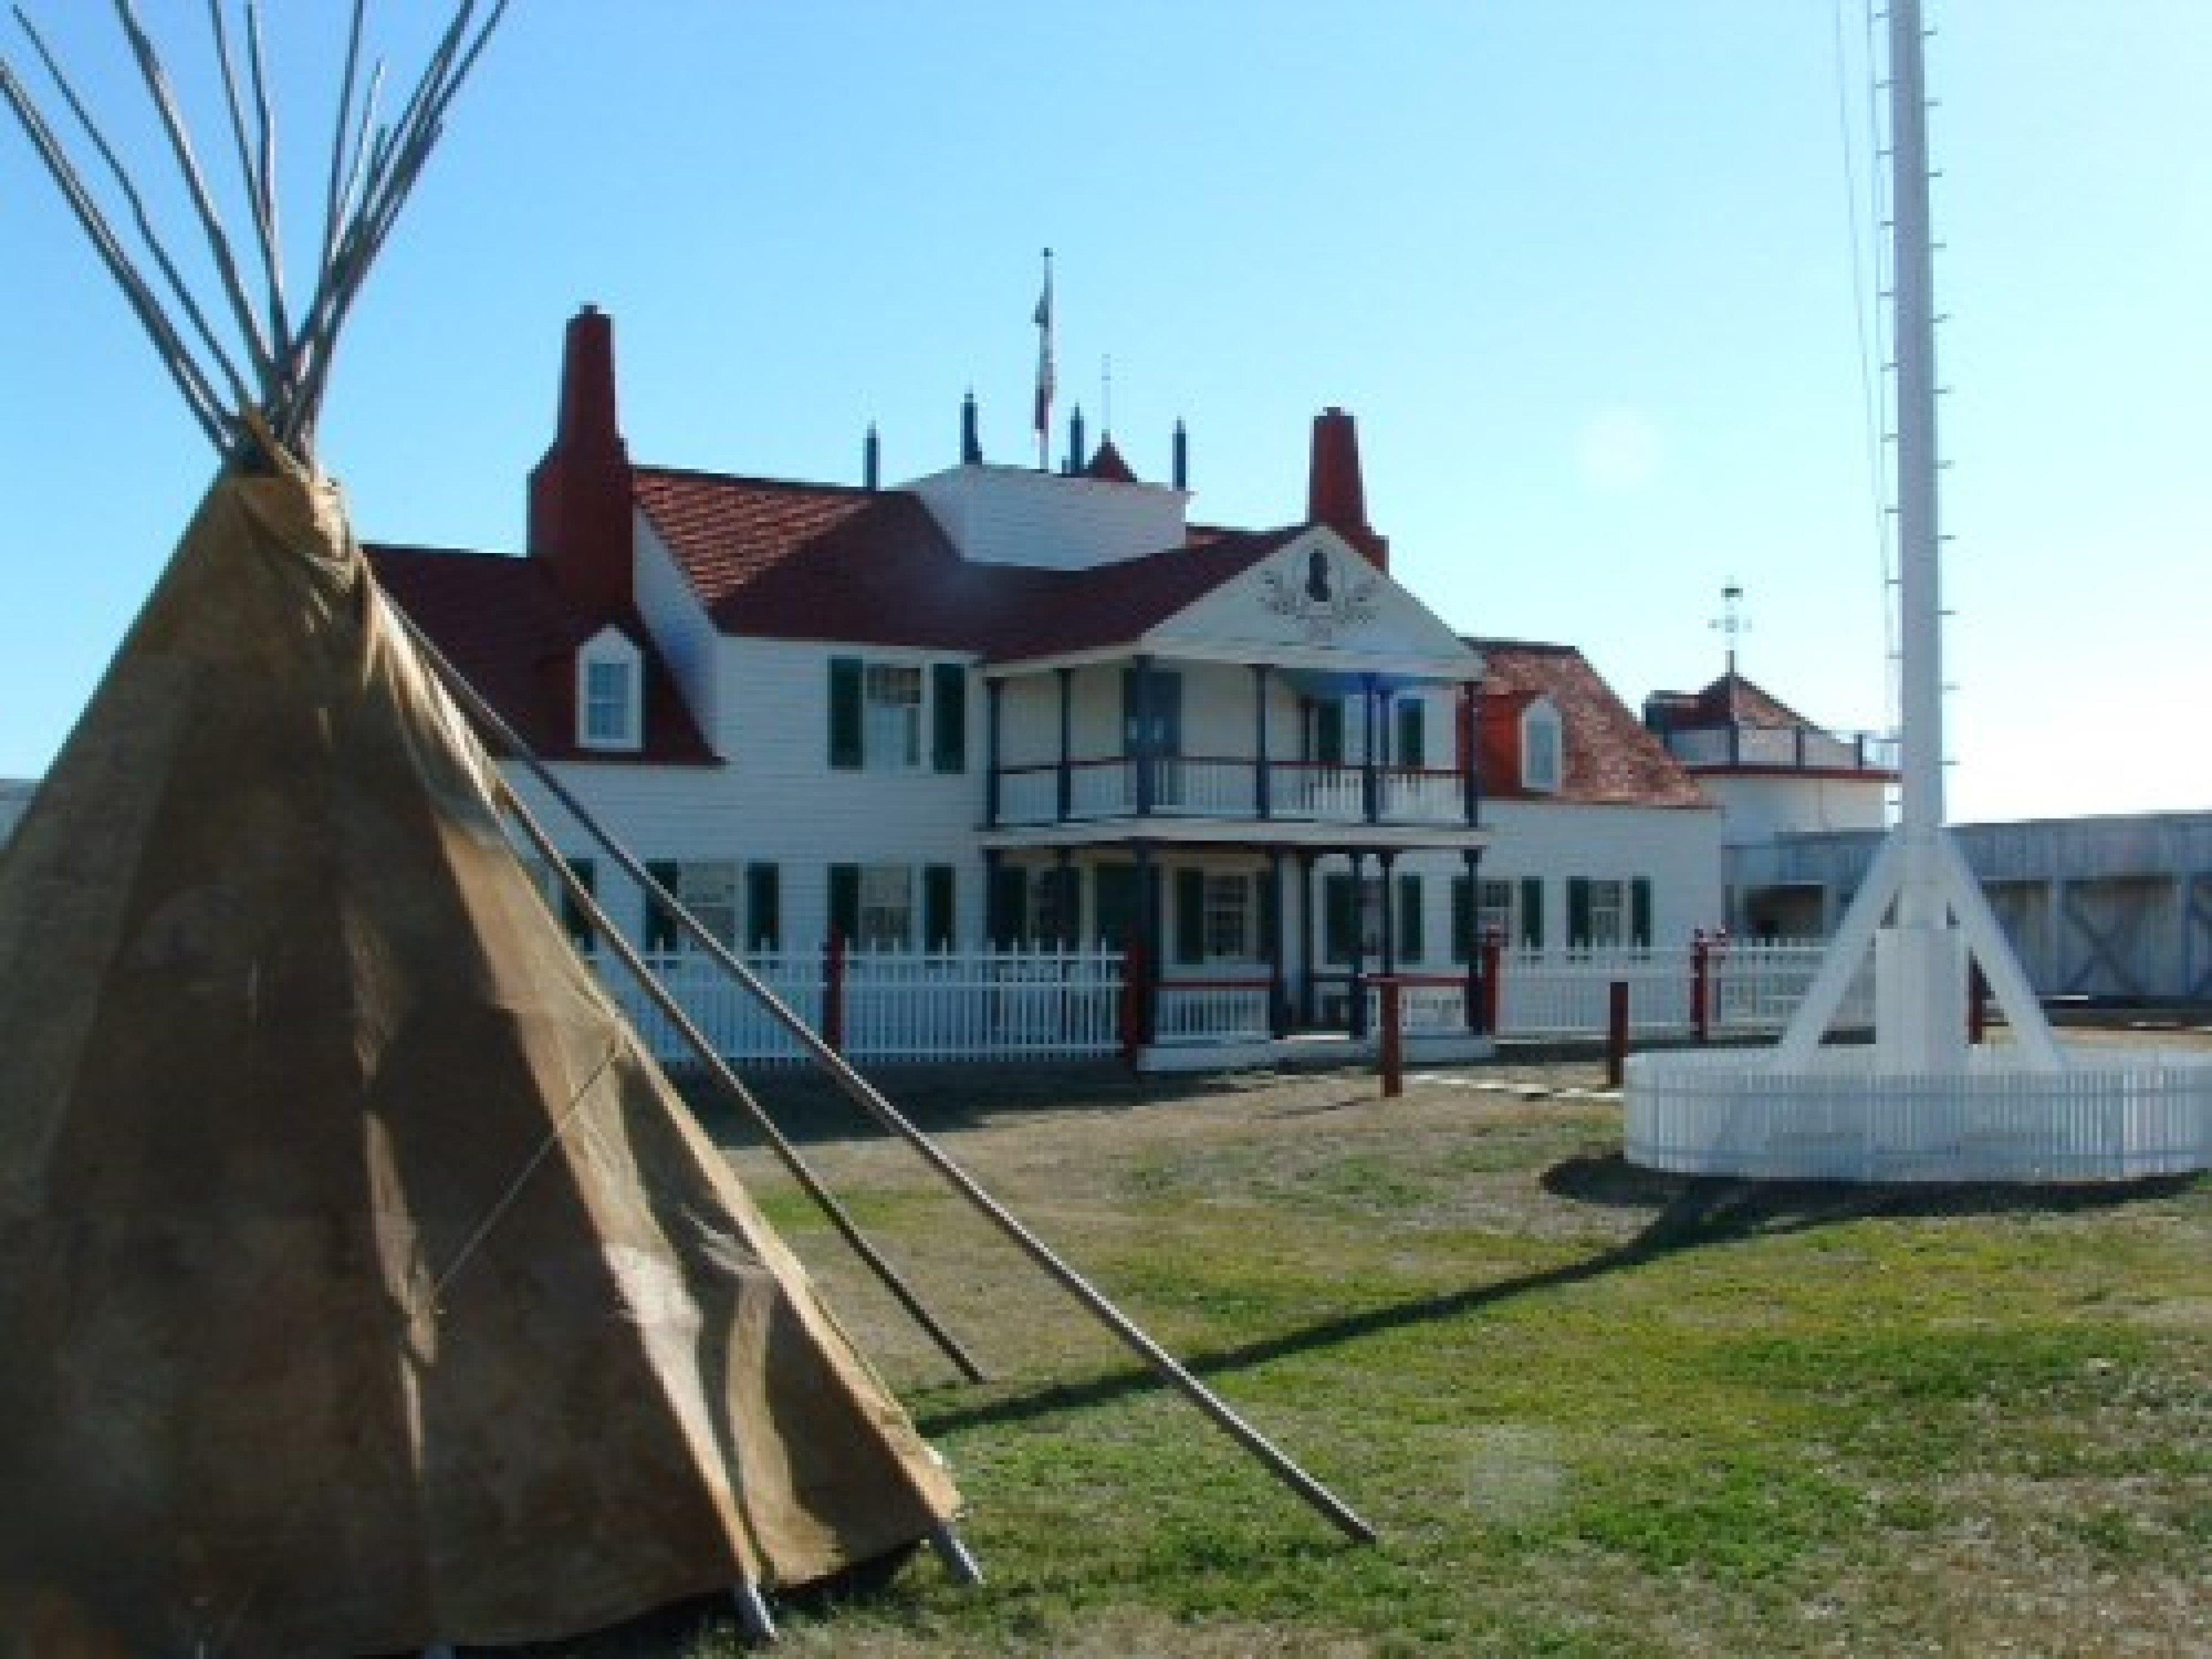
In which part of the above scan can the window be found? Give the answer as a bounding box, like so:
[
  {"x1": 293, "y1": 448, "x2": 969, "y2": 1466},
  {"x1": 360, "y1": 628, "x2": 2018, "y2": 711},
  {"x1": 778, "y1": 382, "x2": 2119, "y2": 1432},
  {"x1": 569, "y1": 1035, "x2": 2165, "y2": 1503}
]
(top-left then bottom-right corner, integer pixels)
[
  {"x1": 1033, "y1": 865, "x2": 1080, "y2": 947},
  {"x1": 1205, "y1": 873, "x2": 1252, "y2": 960},
  {"x1": 1522, "y1": 701, "x2": 1562, "y2": 792},
  {"x1": 644, "y1": 859, "x2": 738, "y2": 955},
  {"x1": 745, "y1": 862, "x2": 781, "y2": 952},
  {"x1": 865, "y1": 664, "x2": 923, "y2": 770},
  {"x1": 1312, "y1": 698, "x2": 1346, "y2": 767},
  {"x1": 1120, "y1": 666, "x2": 1184, "y2": 756},
  {"x1": 577, "y1": 631, "x2": 642, "y2": 751},
  {"x1": 1588, "y1": 878, "x2": 1625, "y2": 948},
  {"x1": 858, "y1": 864, "x2": 914, "y2": 950},
  {"x1": 1395, "y1": 698, "x2": 1426, "y2": 769},
  {"x1": 1323, "y1": 874, "x2": 1387, "y2": 964},
  {"x1": 829, "y1": 658, "x2": 931, "y2": 771}
]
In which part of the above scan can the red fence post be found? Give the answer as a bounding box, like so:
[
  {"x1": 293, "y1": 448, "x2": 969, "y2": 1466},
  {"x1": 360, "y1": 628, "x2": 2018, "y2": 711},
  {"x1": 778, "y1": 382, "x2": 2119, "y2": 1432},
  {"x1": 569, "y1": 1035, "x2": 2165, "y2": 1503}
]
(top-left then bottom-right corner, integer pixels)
[
  {"x1": 1606, "y1": 979, "x2": 1630, "y2": 1088},
  {"x1": 823, "y1": 930, "x2": 848, "y2": 1055},
  {"x1": 1119, "y1": 940, "x2": 1146, "y2": 1067},
  {"x1": 1691, "y1": 930, "x2": 1710, "y2": 1045},
  {"x1": 1379, "y1": 979, "x2": 1404, "y2": 1097},
  {"x1": 1480, "y1": 929, "x2": 1503, "y2": 1036}
]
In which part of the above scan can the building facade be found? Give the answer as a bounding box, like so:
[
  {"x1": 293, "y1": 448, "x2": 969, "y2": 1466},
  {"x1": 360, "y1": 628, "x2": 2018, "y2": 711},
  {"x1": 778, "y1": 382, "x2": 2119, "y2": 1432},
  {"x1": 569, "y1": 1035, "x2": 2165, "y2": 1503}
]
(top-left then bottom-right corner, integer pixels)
[{"x1": 369, "y1": 308, "x2": 1726, "y2": 1050}]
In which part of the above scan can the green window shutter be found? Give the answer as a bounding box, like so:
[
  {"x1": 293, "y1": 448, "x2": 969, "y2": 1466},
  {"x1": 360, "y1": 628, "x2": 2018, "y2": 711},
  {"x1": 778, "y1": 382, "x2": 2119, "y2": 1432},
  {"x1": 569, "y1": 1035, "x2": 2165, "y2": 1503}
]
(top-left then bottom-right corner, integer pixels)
[
  {"x1": 745, "y1": 862, "x2": 780, "y2": 952},
  {"x1": 1258, "y1": 866, "x2": 1280, "y2": 959},
  {"x1": 1631, "y1": 877, "x2": 1654, "y2": 948},
  {"x1": 827, "y1": 863, "x2": 860, "y2": 945},
  {"x1": 923, "y1": 864, "x2": 956, "y2": 950},
  {"x1": 1174, "y1": 868, "x2": 1206, "y2": 965},
  {"x1": 1396, "y1": 700, "x2": 1425, "y2": 770},
  {"x1": 1398, "y1": 873, "x2": 1425, "y2": 963},
  {"x1": 931, "y1": 663, "x2": 967, "y2": 772},
  {"x1": 1519, "y1": 877, "x2": 1544, "y2": 948},
  {"x1": 1323, "y1": 873, "x2": 1356, "y2": 964},
  {"x1": 1450, "y1": 875, "x2": 1472, "y2": 963},
  {"x1": 1567, "y1": 877, "x2": 1593, "y2": 949},
  {"x1": 1315, "y1": 699, "x2": 1345, "y2": 766},
  {"x1": 989, "y1": 863, "x2": 1029, "y2": 948},
  {"x1": 643, "y1": 858, "x2": 681, "y2": 953},
  {"x1": 828, "y1": 657, "x2": 863, "y2": 770}
]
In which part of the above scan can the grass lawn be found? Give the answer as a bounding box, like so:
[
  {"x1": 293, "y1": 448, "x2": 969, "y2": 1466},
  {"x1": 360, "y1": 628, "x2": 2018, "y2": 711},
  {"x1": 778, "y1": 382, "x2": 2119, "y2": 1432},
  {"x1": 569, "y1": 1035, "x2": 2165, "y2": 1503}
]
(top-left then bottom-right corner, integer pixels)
[{"x1": 546, "y1": 1047, "x2": 2208, "y2": 1657}]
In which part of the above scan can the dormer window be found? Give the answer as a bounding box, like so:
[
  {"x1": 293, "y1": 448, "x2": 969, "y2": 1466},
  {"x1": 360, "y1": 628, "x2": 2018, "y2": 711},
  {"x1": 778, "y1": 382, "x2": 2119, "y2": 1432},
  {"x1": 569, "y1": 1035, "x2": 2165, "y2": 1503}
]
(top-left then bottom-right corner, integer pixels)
[
  {"x1": 577, "y1": 628, "x2": 642, "y2": 752},
  {"x1": 1522, "y1": 698, "x2": 1562, "y2": 793}
]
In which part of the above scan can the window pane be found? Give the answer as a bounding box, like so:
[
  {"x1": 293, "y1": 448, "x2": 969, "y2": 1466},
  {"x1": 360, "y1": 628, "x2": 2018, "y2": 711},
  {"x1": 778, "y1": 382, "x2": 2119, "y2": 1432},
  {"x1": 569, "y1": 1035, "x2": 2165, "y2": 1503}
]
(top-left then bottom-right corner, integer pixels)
[
  {"x1": 864, "y1": 664, "x2": 922, "y2": 770},
  {"x1": 584, "y1": 660, "x2": 631, "y2": 743},
  {"x1": 1204, "y1": 873, "x2": 1250, "y2": 960},
  {"x1": 858, "y1": 864, "x2": 914, "y2": 951}
]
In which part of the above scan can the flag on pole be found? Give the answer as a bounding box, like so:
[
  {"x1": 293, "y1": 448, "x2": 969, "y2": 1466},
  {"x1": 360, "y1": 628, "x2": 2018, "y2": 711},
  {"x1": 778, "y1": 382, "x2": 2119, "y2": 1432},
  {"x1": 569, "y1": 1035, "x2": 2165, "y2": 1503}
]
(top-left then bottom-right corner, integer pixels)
[{"x1": 1033, "y1": 249, "x2": 1055, "y2": 455}]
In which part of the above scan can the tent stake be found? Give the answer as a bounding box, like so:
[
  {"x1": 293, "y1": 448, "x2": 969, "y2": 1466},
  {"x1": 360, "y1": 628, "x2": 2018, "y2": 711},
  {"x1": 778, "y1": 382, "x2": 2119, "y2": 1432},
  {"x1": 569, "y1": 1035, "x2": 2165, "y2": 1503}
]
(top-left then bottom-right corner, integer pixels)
[
  {"x1": 730, "y1": 1583, "x2": 777, "y2": 1646},
  {"x1": 930, "y1": 1522, "x2": 986, "y2": 1586},
  {"x1": 402, "y1": 614, "x2": 1380, "y2": 1547},
  {"x1": 497, "y1": 773, "x2": 989, "y2": 1386}
]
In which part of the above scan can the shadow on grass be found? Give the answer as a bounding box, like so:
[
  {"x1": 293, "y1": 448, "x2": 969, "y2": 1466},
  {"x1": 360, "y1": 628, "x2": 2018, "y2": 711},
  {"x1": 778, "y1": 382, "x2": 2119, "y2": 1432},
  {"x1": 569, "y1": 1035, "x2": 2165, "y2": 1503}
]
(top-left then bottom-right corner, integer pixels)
[
  {"x1": 680, "y1": 1059, "x2": 1334, "y2": 1148},
  {"x1": 917, "y1": 1157, "x2": 2196, "y2": 1440}
]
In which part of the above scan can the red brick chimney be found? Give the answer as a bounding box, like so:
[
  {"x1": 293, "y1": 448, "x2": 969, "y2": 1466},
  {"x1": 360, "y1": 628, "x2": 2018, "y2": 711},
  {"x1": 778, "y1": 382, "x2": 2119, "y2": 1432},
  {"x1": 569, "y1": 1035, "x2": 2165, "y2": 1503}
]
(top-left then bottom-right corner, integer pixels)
[
  {"x1": 528, "y1": 305, "x2": 634, "y2": 618},
  {"x1": 1307, "y1": 407, "x2": 1389, "y2": 571}
]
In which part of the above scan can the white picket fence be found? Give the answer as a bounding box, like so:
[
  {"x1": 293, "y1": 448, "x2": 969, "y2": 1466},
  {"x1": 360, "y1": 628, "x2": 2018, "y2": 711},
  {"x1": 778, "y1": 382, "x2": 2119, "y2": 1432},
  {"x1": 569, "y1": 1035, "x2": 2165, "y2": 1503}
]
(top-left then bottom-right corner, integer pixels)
[
  {"x1": 591, "y1": 938, "x2": 1863, "y2": 1067},
  {"x1": 1494, "y1": 941, "x2": 1866, "y2": 1040},
  {"x1": 605, "y1": 945, "x2": 1126, "y2": 1066}
]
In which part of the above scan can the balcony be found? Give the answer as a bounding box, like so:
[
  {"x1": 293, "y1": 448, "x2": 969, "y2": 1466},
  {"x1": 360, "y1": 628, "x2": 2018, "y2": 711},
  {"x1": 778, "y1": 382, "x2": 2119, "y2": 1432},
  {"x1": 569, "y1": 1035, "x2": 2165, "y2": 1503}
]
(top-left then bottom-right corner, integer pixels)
[
  {"x1": 1660, "y1": 725, "x2": 1899, "y2": 774},
  {"x1": 991, "y1": 755, "x2": 1474, "y2": 830}
]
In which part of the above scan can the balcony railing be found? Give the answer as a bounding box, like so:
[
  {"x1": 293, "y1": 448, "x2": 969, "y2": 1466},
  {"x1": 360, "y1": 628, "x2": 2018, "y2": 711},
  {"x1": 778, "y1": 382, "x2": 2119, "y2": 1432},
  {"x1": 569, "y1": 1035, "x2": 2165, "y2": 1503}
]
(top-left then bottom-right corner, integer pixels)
[
  {"x1": 992, "y1": 755, "x2": 1474, "y2": 829},
  {"x1": 1660, "y1": 725, "x2": 1899, "y2": 774}
]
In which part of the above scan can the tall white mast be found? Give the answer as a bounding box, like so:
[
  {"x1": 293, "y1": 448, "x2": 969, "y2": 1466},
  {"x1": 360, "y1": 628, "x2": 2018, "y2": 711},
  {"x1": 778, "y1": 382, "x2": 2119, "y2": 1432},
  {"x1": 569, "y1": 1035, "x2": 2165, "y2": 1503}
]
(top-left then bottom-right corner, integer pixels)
[{"x1": 1767, "y1": 0, "x2": 2061, "y2": 1075}]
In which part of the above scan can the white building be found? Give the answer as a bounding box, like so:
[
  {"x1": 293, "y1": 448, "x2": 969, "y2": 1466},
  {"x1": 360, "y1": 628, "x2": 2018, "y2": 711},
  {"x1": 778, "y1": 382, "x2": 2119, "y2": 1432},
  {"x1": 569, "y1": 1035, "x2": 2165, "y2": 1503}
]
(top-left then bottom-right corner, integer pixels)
[{"x1": 370, "y1": 307, "x2": 1725, "y2": 1052}]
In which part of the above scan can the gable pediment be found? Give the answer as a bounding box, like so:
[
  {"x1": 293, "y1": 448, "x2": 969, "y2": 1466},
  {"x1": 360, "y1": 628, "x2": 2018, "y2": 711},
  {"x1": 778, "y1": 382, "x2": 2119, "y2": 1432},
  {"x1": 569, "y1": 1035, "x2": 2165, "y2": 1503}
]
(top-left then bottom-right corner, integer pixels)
[{"x1": 1144, "y1": 527, "x2": 1478, "y2": 673}]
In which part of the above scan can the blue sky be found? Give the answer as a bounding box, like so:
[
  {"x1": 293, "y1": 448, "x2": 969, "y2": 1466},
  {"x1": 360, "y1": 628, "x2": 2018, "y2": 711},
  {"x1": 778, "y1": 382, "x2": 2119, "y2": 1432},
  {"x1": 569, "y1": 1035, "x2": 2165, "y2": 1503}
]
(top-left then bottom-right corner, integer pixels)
[{"x1": 1, "y1": 2, "x2": 2205, "y2": 823}]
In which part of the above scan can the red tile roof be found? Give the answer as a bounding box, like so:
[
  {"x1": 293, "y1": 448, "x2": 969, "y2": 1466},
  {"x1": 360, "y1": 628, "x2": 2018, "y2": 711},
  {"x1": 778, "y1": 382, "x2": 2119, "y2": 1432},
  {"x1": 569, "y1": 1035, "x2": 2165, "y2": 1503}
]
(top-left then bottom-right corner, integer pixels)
[
  {"x1": 1471, "y1": 638, "x2": 1707, "y2": 809},
  {"x1": 367, "y1": 545, "x2": 718, "y2": 767},
  {"x1": 1649, "y1": 670, "x2": 1816, "y2": 731},
  {"x1": 630, "y1": 464, "x2": 1298, "y2": 662}
]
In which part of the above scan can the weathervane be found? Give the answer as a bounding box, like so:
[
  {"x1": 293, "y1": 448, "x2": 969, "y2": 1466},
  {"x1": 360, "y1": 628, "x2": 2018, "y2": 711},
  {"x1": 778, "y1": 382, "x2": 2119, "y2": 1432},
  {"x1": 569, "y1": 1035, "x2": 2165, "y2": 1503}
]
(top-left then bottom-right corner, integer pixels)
[{"x1": 1709, "y1": 580, "x2": 1751, "y2": 675}]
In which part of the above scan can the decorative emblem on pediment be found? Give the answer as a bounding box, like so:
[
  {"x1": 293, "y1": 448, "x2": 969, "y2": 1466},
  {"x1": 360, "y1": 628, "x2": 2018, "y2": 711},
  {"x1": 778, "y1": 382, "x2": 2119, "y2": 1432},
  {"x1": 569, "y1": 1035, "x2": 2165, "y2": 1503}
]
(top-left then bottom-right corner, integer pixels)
[{"x1": 1259, "y1": 547, "x2": 1380, "y2": 643}]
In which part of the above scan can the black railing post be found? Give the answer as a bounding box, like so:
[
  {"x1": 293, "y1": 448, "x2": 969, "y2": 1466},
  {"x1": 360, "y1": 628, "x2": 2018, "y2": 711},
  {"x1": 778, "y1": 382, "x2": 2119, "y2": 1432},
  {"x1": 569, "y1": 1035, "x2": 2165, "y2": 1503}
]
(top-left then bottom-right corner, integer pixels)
[
  {"x1": 986, "y1": 677, "x2": 1004, "y2": 827},
  {"x1": 1361, "y1": 675, "x2": 1380, "y2": 823},
  {"x1": 1134, "y1": 655, "x2": 1156, "y2": 816},
  {"x1": 1253, "y1": 662, "x2": 1272, "y2": 819},
  {"x1": 1056, "y1": 666, "x2": 1073, "y2": 821}
]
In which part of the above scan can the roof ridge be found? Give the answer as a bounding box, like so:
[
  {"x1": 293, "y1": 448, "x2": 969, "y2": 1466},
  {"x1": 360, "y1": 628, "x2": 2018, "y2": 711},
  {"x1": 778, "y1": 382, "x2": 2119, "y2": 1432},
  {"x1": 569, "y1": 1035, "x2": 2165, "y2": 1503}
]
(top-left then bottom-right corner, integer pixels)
[{"x1": 632, "y1": 463, "x2": 880, "y2": 498}]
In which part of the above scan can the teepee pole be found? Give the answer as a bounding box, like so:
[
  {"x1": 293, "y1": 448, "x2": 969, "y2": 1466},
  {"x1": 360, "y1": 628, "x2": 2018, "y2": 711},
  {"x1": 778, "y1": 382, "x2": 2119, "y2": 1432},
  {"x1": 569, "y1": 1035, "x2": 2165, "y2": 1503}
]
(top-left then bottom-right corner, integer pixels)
[
  {"x1": 493, "y1": 768, "x2": 991, "y2": 1387},
  {"x1": 401, "y1": 615, "x2": 1381, "y2": 1547}
]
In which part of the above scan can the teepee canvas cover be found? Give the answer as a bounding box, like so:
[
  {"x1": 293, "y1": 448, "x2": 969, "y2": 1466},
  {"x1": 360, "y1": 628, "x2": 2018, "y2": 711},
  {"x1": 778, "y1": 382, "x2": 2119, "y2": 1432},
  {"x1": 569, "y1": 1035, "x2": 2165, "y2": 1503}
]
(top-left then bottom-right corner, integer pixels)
[{"x1": 0, "y1": 9, "x2": 957, "y2": 1655}]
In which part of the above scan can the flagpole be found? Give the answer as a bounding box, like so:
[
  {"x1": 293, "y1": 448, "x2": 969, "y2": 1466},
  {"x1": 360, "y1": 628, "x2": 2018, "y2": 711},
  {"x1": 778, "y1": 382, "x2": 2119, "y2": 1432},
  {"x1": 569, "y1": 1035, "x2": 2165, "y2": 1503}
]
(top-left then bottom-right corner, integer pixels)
[{"x1": 1034, "y1": 246, "x2": 1054, "y2": 470}]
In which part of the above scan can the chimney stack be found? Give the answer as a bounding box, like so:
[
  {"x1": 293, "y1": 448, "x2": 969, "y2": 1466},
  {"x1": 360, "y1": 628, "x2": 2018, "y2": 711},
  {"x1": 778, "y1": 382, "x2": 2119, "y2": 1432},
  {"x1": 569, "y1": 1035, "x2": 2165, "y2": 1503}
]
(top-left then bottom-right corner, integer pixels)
[
  {"x1": 1067, "y1": 404, "x2": 1086, "y2": 476},
  {"x1": 863, "y1": 422, "x2": 881, "y2": 491},
  {"x1": 1307, "y1": 406, "x2": 1388, "y2": 572},
  {"x1": 960, "y1": 391, "x2": 982, "y2": 465},
  {"x1": 528, "y1": 305, "x2": 635, "y2": 616},
  {"x1": 1172, "y1": 418, "x2": 1188, "y2": 491}
]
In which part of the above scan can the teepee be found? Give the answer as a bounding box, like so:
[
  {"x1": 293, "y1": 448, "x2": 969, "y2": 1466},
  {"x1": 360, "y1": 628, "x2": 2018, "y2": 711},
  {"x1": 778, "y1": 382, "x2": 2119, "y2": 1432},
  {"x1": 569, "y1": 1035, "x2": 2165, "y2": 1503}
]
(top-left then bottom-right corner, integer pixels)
[{"x1": 0, "y1": 6, "x2": 960, "y2": 1654}]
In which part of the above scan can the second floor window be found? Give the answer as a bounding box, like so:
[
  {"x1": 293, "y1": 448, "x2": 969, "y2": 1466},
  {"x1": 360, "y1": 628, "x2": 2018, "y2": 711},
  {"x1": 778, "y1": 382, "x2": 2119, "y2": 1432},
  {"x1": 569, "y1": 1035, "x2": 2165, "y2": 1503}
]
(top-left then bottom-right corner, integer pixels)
[{"x1": 864, "y1": 664, "x2": 923, "y2": 770}]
